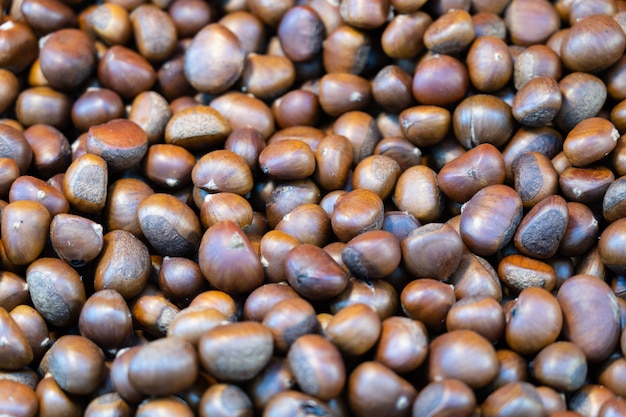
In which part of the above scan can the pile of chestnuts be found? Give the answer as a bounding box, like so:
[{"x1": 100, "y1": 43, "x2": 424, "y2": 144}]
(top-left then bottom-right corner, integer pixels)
[{"x1": 2, "y1": 0, "x2": 626, "y2": 415}]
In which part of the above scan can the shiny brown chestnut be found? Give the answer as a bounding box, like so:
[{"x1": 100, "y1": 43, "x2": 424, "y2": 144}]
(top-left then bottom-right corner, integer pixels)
[
  {"x1": 78, "y1": 289, "x2": 132, "y2": 352},
  {"x1": 459, "y1": 184, "x2": 523, "y2": 257},
  {"x1": 199, "y1": 321, "x2": 273, "y2": 383},
  {"x1": 428, "y1": 329, "x2": 498, "y2": 389},
  {"x1": 348, "y1": 361, "x2": 416, "y2": 417},
  {"x1": 198, "y1": 220, "x2": 263, "y2": 294},
  {"x1": 401, "y1": 278, "x2": 455, "y2": 334},
  {"x1": 558, "y1": 274, "x2": 621, "y2": 363}
]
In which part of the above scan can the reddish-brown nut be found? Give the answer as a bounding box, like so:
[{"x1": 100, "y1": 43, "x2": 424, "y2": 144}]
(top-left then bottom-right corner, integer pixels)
[
  {"x1": 482, "y1": 382, "x2": 544, "y2": 417},
  {"x1": 198, "y1": 220, "x2": 264, "y2": 294},
  {"x1": 272, "y1": 89, "x2": 320, "y2": 129},
  {"x1": 563, "y1": 117, "x2": 620, "y2": 167},
  {"x1": 459, "y1": 184, "x2": 523, "y2": 256},
  {"x1": 375, "y1": 316, "x2": 428, "y2": 374},
  {"x1": 192, "y1": 150, "x2": 253, "y2": 196},
  {"x1": 514, "y1": 195, "x2": 569, "y2": 259},
  {"x1": 0, "y1": 20, "x2": 38, "y2": 74},
  {"x1": 504, "y1": 286, "x2": 562, "y2": 356},
  {"x1": 504, "y1": 0, "x2": 560, "y2": 46},
  {"x1": 210, "y1": 91, "x2": 275, "y2": 140},
  {"x1": 98, "y1": 45, "x2": 156, "y2": 99},
  {"x1": 503, "y1": 126, "x2": 563, "y2": 183},
  {"x1": 218, "y1": 10, "x2": 264, "y2": 54},
  {"x1": 184, "y1": 23, "x2": 245, "y2": 94},
  {"x1": 322, "y1": 24, "x2": 370, "y2": 74},
  {"x1": 412, "y1": 379, "x2": 476, "y2": 417},
  {"x1": 453, "y1": 94, "x2": 514, "y2": 149},
  {"x1": 401, "y1": 278, "x2": 455, "y2": 333},
  {"x1": 132, "y1": 289, "x2": 180, "y2": 337},
  {"x1": 199, "y1": 321, "x2": 273, "y2": 382},
  {"x1": 351, "y1": 155, "x2": 400, "y2": 200},
  {"x1": 339, "y1": 0, "x2": 390, "y2": 29},
  {"x1": 84, "y1": 392, "x2": 131, "y2": 417},
  {"x1": 498, "y1": 254, "x2": 557, "y2": 294},
  {"x1": 0, "y1": 307, "x2": 33, "y2": 370},
  {"x1": 104, "y1": 178, "x2": 154, "y2": 237},
  {"x1": 287, "y1": 333, "x2": 345, "y2": 401},
  {"x1": 38, "y1": 28, "x2": 96, "y2": 91},
  {"x1": 0, "y1": 271, "x2": 29, "y2": 311},
  {"x1": 258, "y1": 139, "x2": 315, "y2": 180},
  {"x1": 128, "y1": 337, "x2": 197, "y2": 396},
  {"x1": 47, "y1": 335, "x2": 105, "y2": 395},
  {"x1": 561, "y1": 14, "x2": 626, "y2": 73},
  {"x1": 198, "y1": 383, "x2": 253, "y2": 417},
  {"x1": 331, "y1": 189, "x2": 384, "y2": 242},
  {"x1": 513, "y1": 151, "x2": 559, "y2": 208},
  {"x1": 50, "y1": 213, "x2": 103, "y2": 267},
  {"x1": 568, "y1": 385, "x2": 618, "y2": 417},
  {"x1": 85, "y1": 3, "x2": 132, "y2": 45},
  {"x1": 79, "y1": 289, "x2": 132, "y2": 351},
  {"x1": 240, "y1": 54, "x2": 295, "y2": 100},
  {"x1": 467, "y1": 36, "x2": 512, "y2": 92},
  {"x1": 428, "y1": 329, "x2": 498, "y2": 389},
  {"x1": 348, "y1": 361, "x2": 417, "y2": 417},
  {"x1": 22, "y1": 124, "x2": 71, "y2": 178},
  {"x1": 318, "y1": 72, "x2": 371, "y2": 117},
  {"x1": 446, "y1": 296, "x2": 505, "y2": 343},
  {"x1": 262, "y1": 297, "x2": 318, "y2": 352},
  {"x1": 394, "y1": 165, "x2": 443, "y2": 223},
  {"x1": 86, "y1": 119, "x2": 148, "y2": 173},
  {"x1": 555, "y1": 72, "x2": 607, "y2": 132},
  {"x1": 0, "y1": 379, "x2": 38, "y2": 417},
  {"x1": 559, "y1": 165, "x2": 615, "y2": 204},
  {"x1": 63, "y1": 153, "x2": 108, "y2": 213},
  {"x1": 165, "y1": 105, "x2": 232, "y2": 153},
  {"x1": 141, "y1": 144, "x2": 194, "y2": 190},
  {"x1": 532, "y1": 341, "x2": 587, "y2": 393},
  {"x1": 514, "y1": 44, "x2": 562, "y2": 90},
  {"x1": 262, "y1": 390, "x2": 332, "y2": 417},
  {"x1": 599, "y1": 217, "x2": 626, "y2": 274},
  {"x1": 325, "y1": 303, "x2": 381, "y2": 356},
  {"x1": 438, "y1": 143, "x2": 505, "y2": 203},
  {"x1": 423, "y1": 8, "x2": 474, "y2": 54},
  {"x1": 512, "y1": 76, "x2": 562, "y2": 127},
  {"x1": 313, "y1": 134, "x2": 353, "y2": 192},
  {"x1": 130, "y1": 4, "x2": 177, "y2": 62},
  {"x1": 559, "y1": 202, "x2": 599, "y2": 257},
  {"x1": 399, "y1": 105, "x2": 450, "y2": 148},
  {"x1": 137, "y1": 193, "x2": 201, "y2": 257},
  {"x1": 0, "y1": 124, "x2": 32, "y2": 175},
  {"x1": 9, "y1": 175, "x2": 70, "y2": 218},
  {"x1": 166, "y1": 307, "x2": 228, "y2": 347},
  {"x1": 285, "y1": 243, "x2": 349, "y2": 300},
  {"x1": 26, "y1": 257, "x2": 86, "y2": 327},
  {"x1": 277, "y1": 5, "x2": 324, "y2": 62},
  {"x1": 341, "y1": 230, "x2": 400, "y2": 280},
  {"x1": 274, "y1": 203, "x2": 329, "y2": 247},
  {"x1": 135, "y1": 397, "x2": 193, "y2": 417},
  {"x1": 72, "y1": 88, "x2": 125, "y2": 134},
  {"x1": 412, "y1": 54, "x2": 469, "y2": 106},
  {"x1": 127, "y1": 91, "x2": 171, "y2": 145},
  {"x1": 94, "y1": 230, "x2": 151, "y2": 299},
  {"x1": 16, "y1": 86, "x2": 72, "y2": 129},
  {"x1": 381, "y1": 12, "x2": 430, "y2": 60},
  {"x1": 332, "y1": 110, "x2": 381, "y2": 165},
  {"x1": 264, "y1": 179, "x2": 321, "y2": 228},
  {"x1": 1, "y1": 200, "x2": 50, "y2": 266},
  {"x1": 401, "y1": 223, "x2": 463, "y2": 281},
  {"x1": 558, "y1": 274, "x2": 621, "y2": 363}
]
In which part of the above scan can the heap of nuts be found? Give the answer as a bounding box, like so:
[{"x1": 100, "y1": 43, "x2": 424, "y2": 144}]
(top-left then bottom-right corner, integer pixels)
[{"x1": 3, "y1": 0, "x2": 626, "y2": 415}]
